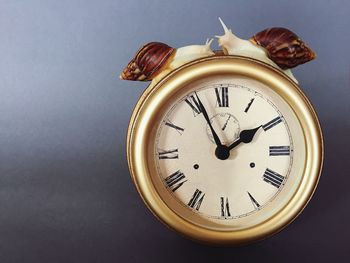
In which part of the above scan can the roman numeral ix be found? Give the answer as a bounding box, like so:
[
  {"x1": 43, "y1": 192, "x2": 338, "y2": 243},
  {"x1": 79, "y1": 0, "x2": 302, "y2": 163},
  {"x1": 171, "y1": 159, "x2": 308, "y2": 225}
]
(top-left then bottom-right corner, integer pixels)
[
  {"x1": 262, "y1": 116, "x2": 282, "y2": 131},
  {"x1": 158, "y1": 149, "x2": 178, "y2": 159},
  {"x1": 164, "y1": 170, "x2": 187, "y2": 192},
  {"x1": 185, "y1": 95, "x2": 202, "y2": 116},
  {"x1": 269, "y1": 146, "x2": 290, "y2": 156},
  {"x1": 220, "y1": 197, "x2": 231, "y2": 218},
  {"x1": 188, "y1": 189, "x2": 205, "y2": 210},
  {"x1": 263, "y1": 168, "x2": 285, "y2": 188},
  {"x1": 215, "y1": 86, "x2": 229, "y2": 107}
]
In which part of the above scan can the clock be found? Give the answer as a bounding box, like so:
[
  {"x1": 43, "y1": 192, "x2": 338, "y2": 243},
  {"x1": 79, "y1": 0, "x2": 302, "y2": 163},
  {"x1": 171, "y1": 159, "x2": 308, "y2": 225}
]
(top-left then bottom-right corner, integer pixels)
[{"x1": 125, "y1": 56, "x2": 323, "y2": 245}]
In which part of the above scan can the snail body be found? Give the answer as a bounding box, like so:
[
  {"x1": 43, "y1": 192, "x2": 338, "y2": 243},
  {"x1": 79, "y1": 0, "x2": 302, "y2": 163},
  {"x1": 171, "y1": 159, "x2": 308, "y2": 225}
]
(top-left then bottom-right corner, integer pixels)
[{"x1": 216, "y1": 18, "x2": 298, "y2": 83}]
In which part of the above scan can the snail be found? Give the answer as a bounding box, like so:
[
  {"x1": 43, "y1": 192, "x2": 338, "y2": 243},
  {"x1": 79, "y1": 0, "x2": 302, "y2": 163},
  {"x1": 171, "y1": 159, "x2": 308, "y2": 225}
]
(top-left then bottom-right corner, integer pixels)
[
  {"x1": 216, "y1": 18, "x2": 316, "y2": 83},
  {"x1": 120, "y1": 42, "x2": 175, "y2": 81},
  {"x1": 120, "y1": 39, "x2": 214, "y2": 82},
  {"x1": 250, "y1": 27, "x2": 316, "y2": 69},
  {"x1": 120, "y1": 18, "x2": 316, "y2": 84}
]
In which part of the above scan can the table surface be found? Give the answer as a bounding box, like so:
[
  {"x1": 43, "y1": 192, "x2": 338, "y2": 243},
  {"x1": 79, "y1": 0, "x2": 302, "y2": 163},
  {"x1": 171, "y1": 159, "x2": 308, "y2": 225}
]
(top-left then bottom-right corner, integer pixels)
[{"x1": 0, "y1": 0, "x2": 349, "y2": 262}]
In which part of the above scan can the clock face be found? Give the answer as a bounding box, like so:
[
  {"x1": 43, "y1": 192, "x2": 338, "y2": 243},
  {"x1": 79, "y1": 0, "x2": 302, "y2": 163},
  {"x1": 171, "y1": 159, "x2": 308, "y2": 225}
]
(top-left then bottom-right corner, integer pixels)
[{"x1": 153, "y1": 76, "x2": 306, "y2": 228}]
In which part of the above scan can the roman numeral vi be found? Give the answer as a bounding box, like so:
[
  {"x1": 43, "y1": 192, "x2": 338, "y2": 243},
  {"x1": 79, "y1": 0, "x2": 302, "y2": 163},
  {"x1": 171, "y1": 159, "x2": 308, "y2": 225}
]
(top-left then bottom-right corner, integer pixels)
[{"x1": 220, "y1": 197, "x2": 231, "y2": 218}]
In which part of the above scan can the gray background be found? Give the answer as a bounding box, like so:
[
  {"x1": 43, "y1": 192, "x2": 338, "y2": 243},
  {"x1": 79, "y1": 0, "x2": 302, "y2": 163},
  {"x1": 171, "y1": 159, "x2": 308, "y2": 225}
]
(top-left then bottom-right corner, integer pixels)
[{"x1": 0, "y1": 0, "x2": 349, "y2": 262}]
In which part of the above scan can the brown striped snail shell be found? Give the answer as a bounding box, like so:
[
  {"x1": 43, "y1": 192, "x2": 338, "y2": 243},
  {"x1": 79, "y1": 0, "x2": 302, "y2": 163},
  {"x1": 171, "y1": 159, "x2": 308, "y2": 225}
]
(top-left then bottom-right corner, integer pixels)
[
  {"x1": 120, "y1": 42, "x2": 175, "y2": 81},
  {"x1": 250, "y1": 28, "x2": 316, "y2": 69}
]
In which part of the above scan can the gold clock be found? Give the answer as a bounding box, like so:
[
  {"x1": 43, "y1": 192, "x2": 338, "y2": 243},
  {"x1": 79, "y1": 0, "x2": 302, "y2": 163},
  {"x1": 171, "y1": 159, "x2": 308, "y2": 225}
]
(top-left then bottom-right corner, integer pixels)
[{"x1": 121, "y1": 20, "x2": 323, "y2": 245}]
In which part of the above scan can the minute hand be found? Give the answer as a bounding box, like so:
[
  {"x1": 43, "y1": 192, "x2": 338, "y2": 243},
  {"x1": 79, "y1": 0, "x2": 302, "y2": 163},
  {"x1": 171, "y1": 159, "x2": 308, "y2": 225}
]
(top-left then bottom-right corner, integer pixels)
[
  {"x1": 194, "y1": 92, "x2": 222, "y2": 147},
  {"x1": 228, "y1": 126, "x2": 261, "y2": 151}
]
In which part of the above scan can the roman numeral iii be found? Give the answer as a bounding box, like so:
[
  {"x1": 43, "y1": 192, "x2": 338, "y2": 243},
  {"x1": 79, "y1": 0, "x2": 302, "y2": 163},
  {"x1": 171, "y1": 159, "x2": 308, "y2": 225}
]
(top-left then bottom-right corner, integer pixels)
[
  {"x1": 269, "y1": 146, "x2": 290, "y2": 156},
  {"x1": 164, "y1": 170, "x2": 187, "y2": 192},
  {"x1": 158, "y1": 149, "x2": 178, "y2": 159},
  {"x1": 220, "y1": 197, "x2": 231, "y2": 217},
  {"x1": 188, "y1": 189, "x2": 205, "y2": 210},
  {"x1": 263, "y1": 168, "x2": 285, "y2": 188},
  {"x1": 262, "y1": 116, "x2": 282, "y2": 131},
  {"x1": 215, "y1": 86, "x2": 229, "y2": 107},
  {"x1": 185, "y1": 95, "x2": 202, "y2": 116}
]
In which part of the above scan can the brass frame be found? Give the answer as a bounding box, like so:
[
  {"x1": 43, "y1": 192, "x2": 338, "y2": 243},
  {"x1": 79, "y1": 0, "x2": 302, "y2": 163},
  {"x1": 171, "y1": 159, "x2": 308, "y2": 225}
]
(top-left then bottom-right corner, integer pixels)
[{"x1": 126, "y1": 55, "x2": 323, "y2": 245}]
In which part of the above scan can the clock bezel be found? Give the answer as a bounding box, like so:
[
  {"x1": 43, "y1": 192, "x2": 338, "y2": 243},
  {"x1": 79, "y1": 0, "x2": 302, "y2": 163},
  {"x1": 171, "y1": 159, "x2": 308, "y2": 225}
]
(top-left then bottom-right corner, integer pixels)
[{"x1": 126, "y1": 55, "x2": 323, "y2": 245}]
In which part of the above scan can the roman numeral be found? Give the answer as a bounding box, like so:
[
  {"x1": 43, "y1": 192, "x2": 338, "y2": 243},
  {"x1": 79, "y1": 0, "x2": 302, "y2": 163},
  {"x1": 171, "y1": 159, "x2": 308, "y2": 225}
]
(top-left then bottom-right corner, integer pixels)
[
  {"x1": 158, "y1": 149, "x2": 178, "y2": 159},
  {"x1": 247, "y1": 192, "x2": 260, "y2": 209},
  {"x1": 263, "y1": 168, "x2": 284, "y2": 188},
  {"x1": 262, "y1": 116, "x2": 282, "y2": 131},
  {"x1": 215, "y1": 86, "x2": 229, "y2": 107},
  {"x1": 164, "y1": 170, "x2": 187, "y2": 192},
  {"x1": 165, "y1": 120, "x2": 184, "y2": 135},
  {"x1": 188, "y1": 189, "x2": 205, "y2": 210},
  {"x1": 220, "y1": 197, "x2": 231, "y2": 217},
  {"x1": 185, "y1": 95, "x2": 202, "y2": 116},
  {"x1": 244, "y1": 98, "x2": 255, "y2": 113},
  {"x1": 269, "y1": 146, "x2": 290, "y2": 156}
]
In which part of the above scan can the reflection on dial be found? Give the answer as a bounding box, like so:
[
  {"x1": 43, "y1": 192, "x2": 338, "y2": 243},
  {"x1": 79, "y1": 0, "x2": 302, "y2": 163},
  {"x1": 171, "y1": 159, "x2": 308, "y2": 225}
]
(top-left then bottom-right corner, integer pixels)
[{"x1": 155, "y1": 84, "x2": 293, "y2": 220}]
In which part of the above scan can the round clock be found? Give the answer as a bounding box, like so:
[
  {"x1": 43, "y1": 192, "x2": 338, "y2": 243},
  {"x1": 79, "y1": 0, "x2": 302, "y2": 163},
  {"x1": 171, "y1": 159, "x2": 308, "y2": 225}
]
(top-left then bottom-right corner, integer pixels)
[{"x1": 126, "y1": 55, "x2": 323, "y2": 245}]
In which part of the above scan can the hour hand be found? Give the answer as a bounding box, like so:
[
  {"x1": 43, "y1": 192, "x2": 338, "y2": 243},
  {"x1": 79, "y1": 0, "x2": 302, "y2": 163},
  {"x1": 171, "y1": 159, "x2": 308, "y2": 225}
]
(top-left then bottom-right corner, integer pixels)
[
  {"x1": 228, "y1": 126, "x2": 261, "y2": 151},
  {"x1": 194, "y1": 92, "x2": 222, "y2": 147}
]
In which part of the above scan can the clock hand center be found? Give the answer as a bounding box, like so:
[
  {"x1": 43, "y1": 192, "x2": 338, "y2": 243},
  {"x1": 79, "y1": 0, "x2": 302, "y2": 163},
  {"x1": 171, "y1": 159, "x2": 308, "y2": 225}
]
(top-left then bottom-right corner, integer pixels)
[
  {"x1": 215, "y1": 145, "x2": 230, "y2": 160},
  {"x1": 214, "y1": 126, "x2": 262, "y2": 160}
]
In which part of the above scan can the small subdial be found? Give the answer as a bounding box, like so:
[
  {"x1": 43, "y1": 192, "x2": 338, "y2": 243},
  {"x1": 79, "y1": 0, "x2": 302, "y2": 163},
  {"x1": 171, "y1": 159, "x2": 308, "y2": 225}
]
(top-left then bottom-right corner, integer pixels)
[{"x1": 206, "y1": 113, "x2": 240, "y2": 145}]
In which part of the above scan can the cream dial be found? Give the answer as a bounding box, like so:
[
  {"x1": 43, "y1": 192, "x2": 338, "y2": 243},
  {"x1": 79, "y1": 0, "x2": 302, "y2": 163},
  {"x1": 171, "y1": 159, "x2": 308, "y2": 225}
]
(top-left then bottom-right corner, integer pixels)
[{"x1": 155, "y1": 81, "x2": 297, "y2": 222}]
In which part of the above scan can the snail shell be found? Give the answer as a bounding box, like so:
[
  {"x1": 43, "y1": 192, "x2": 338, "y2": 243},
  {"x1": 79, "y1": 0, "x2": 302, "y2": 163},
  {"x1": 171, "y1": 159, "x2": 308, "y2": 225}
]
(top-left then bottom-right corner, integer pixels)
[
  {"x1": 250, "y1": 28, "x2": 316, "y2": 69},
  {"x1": 121, "y1": 39, "x2": 214, "y2": 82},
  {"x1": 120, "y1": 42, "x2": 175, "y2": 81}
]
